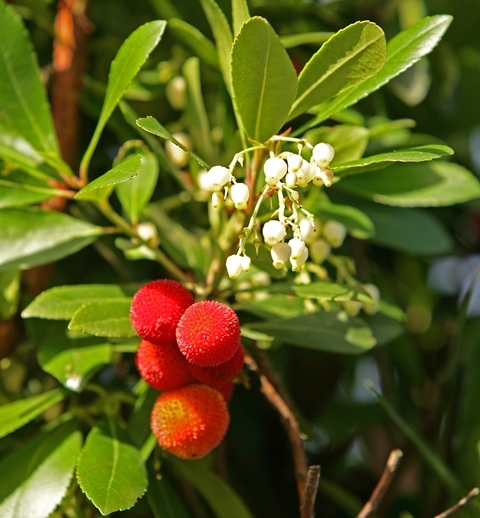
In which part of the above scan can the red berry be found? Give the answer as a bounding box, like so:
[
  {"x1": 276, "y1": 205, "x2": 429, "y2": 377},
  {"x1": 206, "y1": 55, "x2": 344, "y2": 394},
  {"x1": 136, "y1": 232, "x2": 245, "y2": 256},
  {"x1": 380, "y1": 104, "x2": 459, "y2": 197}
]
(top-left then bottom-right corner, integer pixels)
[
  {"x1": 135, "y1": 339, "x2": 194, "y2": 391},
  {"x1": 176, "y1": 300, "x2": 240, "y2": 366},
  {"x1": 130, "y1": 280, "x2": 194, "y2": 346},
  {"x1": 150, "y1": 383, "x2": 230, "y2": 459},
  {"x1": 208, "y1": 380, "x2": 235, "y2": 403},
  {"x1": 188, "y1": 343, "x2": 244, "y2": 386}
]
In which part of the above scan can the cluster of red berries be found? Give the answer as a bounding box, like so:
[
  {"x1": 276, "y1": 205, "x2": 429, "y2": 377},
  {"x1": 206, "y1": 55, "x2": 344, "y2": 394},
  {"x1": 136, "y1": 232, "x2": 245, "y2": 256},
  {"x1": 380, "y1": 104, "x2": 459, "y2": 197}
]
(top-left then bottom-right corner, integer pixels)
[{"x1": 130, "y1": 279, "x2": 244, "y2": 459}]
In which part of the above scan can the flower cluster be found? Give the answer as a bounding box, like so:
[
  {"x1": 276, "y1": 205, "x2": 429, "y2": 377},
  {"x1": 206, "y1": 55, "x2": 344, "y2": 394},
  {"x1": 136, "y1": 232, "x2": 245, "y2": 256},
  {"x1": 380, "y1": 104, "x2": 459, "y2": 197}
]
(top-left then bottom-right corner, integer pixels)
[{"x1": 130, "y1": 279, "x2": 244, "y2": 459}]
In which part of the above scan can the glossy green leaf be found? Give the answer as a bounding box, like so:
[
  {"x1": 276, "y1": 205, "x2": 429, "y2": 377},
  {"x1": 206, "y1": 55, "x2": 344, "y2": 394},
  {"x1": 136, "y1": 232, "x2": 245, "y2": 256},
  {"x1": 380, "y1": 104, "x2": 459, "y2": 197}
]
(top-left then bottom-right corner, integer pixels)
[
  {"x1": 293, "y1": 282, "x2": 373, "y2": 303},
  {"x1": 288, "y1": 21, "x2": 386, "y2": 120},
  {"x1": 231, "y1": 17, "x2": 297, "y2": 143},
  {"x1": 26, "y1": 319, "x2": 114, "y2": 392},
  {"x1": 332, "y1": 144, "x2": 453, "y2": 177},
  {"x1": 358, "y1": 204, "x2": 453, "y2": 255},
  {"x1": 303, "y1": 15, "x2": 452, "y2": 129},
  {"x1": 68, "y1": 299, "x2": 136, "y2": 338},
  {"x1": 232, "y1": 0, "x2": 250, "y2": 35},
  {"x1": 339, "y1": 161, "x2": 480, "y2": 206},
  {"x1": 0, "y1": 208, "x2": 102, "y2": 271},
  {"x1": 147, "y1": 464, "x2": 191, "y2": 518},
  {"x1": 81, "y1": 21, "x2": 167, "y2": 174},
  {"x1": 76, "y1": 417, "x2": 148, "y2": 515},
  {"x1": 309, "y1": 202, "x2": 375, "y2": 239},
  {"x1": 198, "y1": 0, "x2": 233, "y2": 91},
  {"x1": 0, "y1": 2, "x2": 59, "y2": 155},
  {"x1": 168, "y1": 18, "x2": 219, "y2": 69},
  {"x1": 22, "y1": 284, "x2": 133, "y2": 320},
  {"x1": 248, "y1": 312, "x2": 376, "y2": 354},
  {"x1": 0, "y1": 268, "x2": 20, "y2": 318},
  {"x1": 0, "y1": 178, "x2": 63, "y2": 208},
  {"x1": 116, "y1": 151, "x2": 159, "y2": 225},
  {"x1": 167, "y1": 455, "x2": 254, "y2": 518},
  {"x1": 136, "y1": 116, "x2": 210, "y2": 169},
  {"x1": 76, "y1": 154, "x2": 142, "y2": 201},
  {"x1": 365, "y1": 313, "x2": 404, "y2": 346},
  {"x1": 0, "y1": 389, "x2": 66, "y2": 440},
  {"x1": 0, "y1": 423, "x2": 82, "y2": 518},
  {"x1": 236, "y1": 293, "x2": 306, "y2": 320}
]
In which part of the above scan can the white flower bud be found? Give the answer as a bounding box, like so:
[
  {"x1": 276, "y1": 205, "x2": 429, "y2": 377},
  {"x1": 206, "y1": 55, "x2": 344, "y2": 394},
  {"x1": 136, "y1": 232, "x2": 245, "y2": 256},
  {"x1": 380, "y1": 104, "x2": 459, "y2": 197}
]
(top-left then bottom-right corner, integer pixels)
[
  {"x1": 241, "y1": 255, "x2": 251, "y2": 271},
  {"x1": 343, "y1": 300, "x2": 363, "y2": 317},
  {"x1": 299, "y1": 218, "x2": 318, "y2": 245},
  {"x1": 165, "y1": 133, "x2": 191, "y2": 168},
  {"x1": 197, "y1": 169, "x2": 210, "y2": 191},
  {"x1": 287, "y1": 153, "x2": 303, "y2": 173},
  {"x1": 301, "y1": 160, "x2": 315, "y2": 183},
  {"x1": 311, "y1": 165, "x2": 333, "y2": 187},
  {"x1": 264, "y1": 157, "x2": 287, "y2": 186},
  {"x1": 362, "y1": 283, "x2": 380, "y2": 315},
  {"x1": 262, "y1": 220, "x2": 286, "y2": 247},
  {"x1": 207, "y1": 165, "x2": 231, "y2": 192},
  {"x1": 323, "y1": 220, "x2": 347, "y2": 248},
  {"x1": 137, "y1": 222, "x2": 157, "y2": 241},
  {"x1": 211, "y1": 191, "x2": 223, "y2": 208},
  {"x1": 226, "y1": 255, "x2": 244, "y2": 279},
  {"x1": 312, "y1": 142, "x2": 335, "y2": 166},
  {"x1": 285, "y1": 172, "x2": 297, "y2": 188},
  {"x1": 229, "y1": 183, "x2": 250, "y2": 210},
  {"x1": 271, "y1": 242, "x2": 291, "y2": 269},
  {"x1": 288, "y1": 238, "x2": 306, "y2": 259},
  {"x1": 291, "y1": 246, "x2": 308, "y2": 272},
  {"x1": 165, "y1": 76, "x2": 186, "y2": 110},
  {"x1": 310, "y1": 239, "x2": 331, "y2": 264}
]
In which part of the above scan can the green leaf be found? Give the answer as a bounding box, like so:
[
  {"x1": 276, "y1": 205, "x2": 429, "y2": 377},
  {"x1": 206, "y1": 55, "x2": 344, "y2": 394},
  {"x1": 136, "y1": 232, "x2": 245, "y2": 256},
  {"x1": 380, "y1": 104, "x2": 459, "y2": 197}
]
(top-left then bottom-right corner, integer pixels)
[
  {"x1": 309, "y1": 202, "x2": 375, "y2": 239},
  {"x1": 116, "y1": 150, "x2": 159, "y2": 225},
  {"x1": 68, "y1": 299, "x2": 136, "y2": 338},
  {"x1": 147, "y1": 464, "x2": 191, "y2": 518},
  {"x1": 339, "y1": 161, "x2": 480, "y2": 207},
  {"x1": 302, "y1": 15, "x2": 452, "y2": 129},
  {"x1": 168, "y1": 18, "x2": 219, "y2": 69},
  {"x1": 22, "y1": 284, "x2": 133, "y2": 320},
  {"x1": 136, "y1": 116, "x2": 210, "y2": 169},
  {"x1": 81, "y1": 21, "x2": 167, "y2": 174},
  {"x1": 76, "y1": 417, "x2": 148, "y2": 515},
  {"x1": 288, "y1": 21, "x2": 386, "y2": 120},
  {"x1": 231, "y1": 17, "x2": 297, "y2": 143},
  {"x1": 198, "y1": 0, "x2": 233, "y2": 92},
  {"x1": 0, "y1": 269, "x2": 20, "y2": 318},
  {"x1": 236, "y1": 293, "x2": 306, "y2": 320},
  {"x1": 167, "y1": 455, "x2": 254, "y2": 518},
  {"x1": 0, "y1": 2, "x2": 59, "y2": 155},
  {"x1": 0, "y1": 179, "x2": 62, "y2": 208},
  {"x1": 332, "y1": 145, "x2": 453, "y2": 177},
  {"x1": 0, "y1": 389, "x2": 66, "y2": 440},
  {"x1": 293, "y1": 282, "x2": 373, "y2": 303},
  {"x1": 365, "y1": 312, "x2": 405, "y2": 346},
  {"x1": 76, "y1": 154, "x2": 142, "y2": 201},
  {"x1": 280, "y1": 32, "x2": 335, "y2": 49},
  {"x1": 358, "y1": 203, "x2": 453, "y2": 255},
  {"x1": 247, "y1": 312, "x2": 376, "y2": 354},
  {"x1": 232, "y1": 0, "x2": 250, "y2": 35},
  {"x1": 0, "y1": 208, "x2": 102, "y2": 271},
  {"x1": 0, "y1": 423, "x2": 82, "y2": 518},
  {"x1": 26, "y1": 319, "x2": 114, "y2": 392}
]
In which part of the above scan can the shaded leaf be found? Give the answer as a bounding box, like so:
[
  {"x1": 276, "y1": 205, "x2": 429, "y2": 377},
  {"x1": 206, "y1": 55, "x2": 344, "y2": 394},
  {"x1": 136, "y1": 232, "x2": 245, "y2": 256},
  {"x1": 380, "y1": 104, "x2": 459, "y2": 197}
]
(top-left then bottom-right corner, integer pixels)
[
  {"x1": 0, "y1": 423, "x2": 82, "y2": 518},
  {"x1": 0, "y1": 268, "x2": 20, "y2": 319},
  {"x1": 0, "y1": 2, "x2": 59, "y2": 155},
  {"x1": 281, "y1": 32, "x2": 334, "y2": 49},
  {"x1": 231, "y1": 17, "x2": 297, "y2": 143},
  {"x1": 0, "y1": 208, "x2": 102, "y2": 271},
  {"x1": 365, "y1": 312, "x2": 405, "y2": 346},
  {"x1": 68, "y1": 299, "x2": 136, "y2": 338},
  {"x1": 293, "y1": 282, "x2": 373, "y2": 303},
  {"x1": 232, "y1": 0, "x2": 250, "y2": 35},
  {"x1": 309, "y1": 202, "x2": 375, "y2": 239},
  {"x1": 76, "y1": 417, "x2": 148, "y2": 515},
  {"x1": 0, "y1": 389, "x2": 66, "y2": 440},
  {"x1": 0, "y1": 179, "x2": 62, "y2": 208},
  {"x1": 288, "y1": 21, "x2": 386, "y2": 120},
  {"x1": 236, "y1": 293, "x2": 306, "y2": 320}
]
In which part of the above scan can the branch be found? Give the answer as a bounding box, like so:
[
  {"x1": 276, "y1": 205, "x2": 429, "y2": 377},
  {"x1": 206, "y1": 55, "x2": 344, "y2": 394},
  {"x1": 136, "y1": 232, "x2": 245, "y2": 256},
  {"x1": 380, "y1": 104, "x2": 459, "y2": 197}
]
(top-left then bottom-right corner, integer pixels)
[
  {"x1": 433, "y1": 488, "x2": 479, "y2": 518},
  {"x1": 244, "y1": 351, "x2": 308, "y2": 503},
  {"x1": 356, "y1": 449, "x2": 403, "y2": 518},
  {"x1": 300, "y1": 465, "x2": 321, "y2": 518}
]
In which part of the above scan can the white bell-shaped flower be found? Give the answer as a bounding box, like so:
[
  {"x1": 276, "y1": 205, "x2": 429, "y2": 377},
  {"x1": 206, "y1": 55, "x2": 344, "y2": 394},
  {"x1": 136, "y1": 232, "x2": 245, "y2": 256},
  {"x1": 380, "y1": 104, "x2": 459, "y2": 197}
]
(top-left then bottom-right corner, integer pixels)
[
  {"x1": 165, "y1": 76, "x2": 187, "y2": 110},
  {"x1": 287, "y1": 153, "x2": 303, "y2": 173},
  {"x1": 207, "y1": 165, "x2": 231, "y2": 192},
  {"x1": 229, "y1": 183, "x2": 250, "y2": 210},
  {"x1": 362, "y1": 283, "x2": 380, "y2": 314},
  {"x1": 343, "y1": 300, "x2": 363, "y2": 317},
  {"x1": 241, "y1": 255, "x2": 251, "y2": 272},
  {"x1": 271, "y1": 242, "x2": 291, "y2": 269},
  {"x1": 288, "y1": 238, "x2": 306, "y2": 259},
  {"x1": 291, "y1": 246, "x2": 308, "y2": 272},
  {"x1": 323, "y1": 220, "x2": 347, "y2": 248},
  {"x1": 165, "y1": 133, "x2": 191, "y2": 168},
  {"x1": 264, "y1": 157, "x2": 287, "y2": 186},
  {"x1": 312, "y1": 142, "x2": 335, "y2": 167},
  {"x1": 226, "y1": 254, "x2": 244, "y2": 279},
  {"x1": 299, "y1": 218, "x2": 318, "y2": 245},
  {"x1": 211, "y1": 191, "x2": 223, "y2": 208},
  {"x1": 285, "y1": 172, "x2": 297, "y2": 188},
  {"x1": 262, "y1": 220, "x2": 287, "y2": 247},
  {"x1": 310, "y1": 239, "x2": 331, "y2": 264}
]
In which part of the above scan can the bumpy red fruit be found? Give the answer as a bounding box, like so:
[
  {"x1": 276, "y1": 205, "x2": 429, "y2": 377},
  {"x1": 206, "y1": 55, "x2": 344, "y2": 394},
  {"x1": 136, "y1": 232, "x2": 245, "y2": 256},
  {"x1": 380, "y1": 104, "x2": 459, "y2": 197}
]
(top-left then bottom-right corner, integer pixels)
[
  {"x1": 188, "y1": 343, "x2": 244, "y2": 386},
  {"x1": 135, "y1": 339, "x2": 194, "y2": 391},
  {"x1": 176, "y1": 300, "x2": 241, "y2": 366},
  {"x1": 130, "y1": 279, "x2": 194, "y2": 346},
  {"x1": 151, "y1": 383, "x2": 230, "y2": 459},
  {"x1": 209, "y1": 380, "x2": 235, "y2": 403}
]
